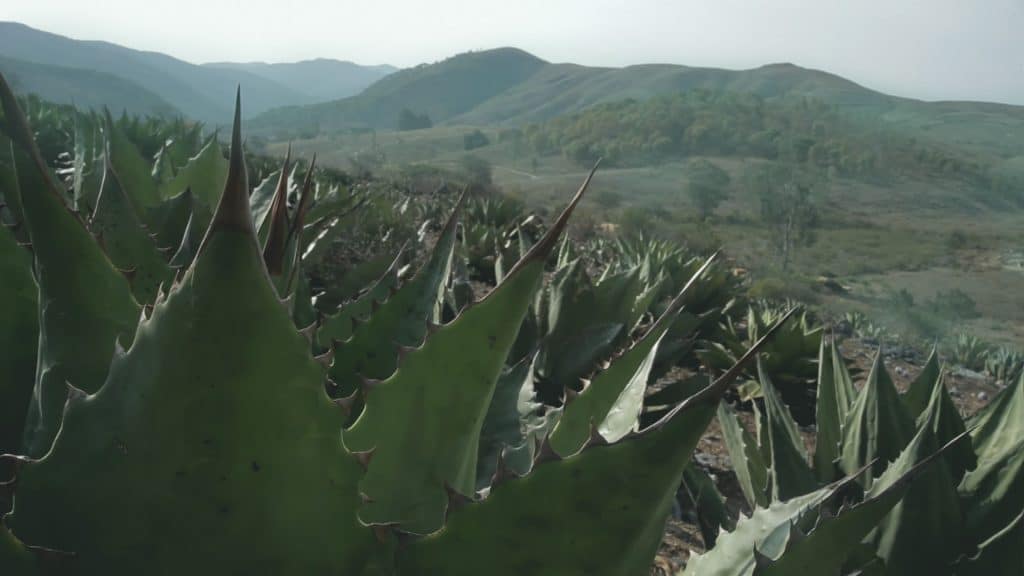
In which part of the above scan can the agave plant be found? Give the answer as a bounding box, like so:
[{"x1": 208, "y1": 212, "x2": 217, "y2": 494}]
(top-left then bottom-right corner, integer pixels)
[
  {"x1": 0, "y1": 77, "x2": 798, "y2": 574},
  {"x1": 840, "y1": 310, "x2": 890, "y2": 341},
  {"x1": 950, "y1": 333, "x2": 991, "y2": 372},
  {"x1": 983, "y1": 345, "x2": 1023, "y2": 384},
  {"x1": 6, "y1": 75, "x2": 1020, "y2": 575},
  {"x1": 710, "y1": 337, "x2": 1023, "y2": 574},
  {"x1": 700, "y1": 302, "x2": 823, "y2": 424}
]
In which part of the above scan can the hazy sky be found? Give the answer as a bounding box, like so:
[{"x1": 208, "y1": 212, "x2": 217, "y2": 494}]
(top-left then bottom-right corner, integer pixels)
[{"x1": 3, "y1": 0, "x2": 1022, "y2": 104}]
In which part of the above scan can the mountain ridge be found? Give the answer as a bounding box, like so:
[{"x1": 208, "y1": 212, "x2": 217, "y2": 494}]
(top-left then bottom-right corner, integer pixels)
[
  {"x1": 0, "y1": 22, "x2": 395, "y2": 121},
  {"x1": 247, "y1": 48, "x2": 1024, "y2": 157},
  {"x1": 0, "y1": 55, "x2": 180, "y2": 117},
  {"x1": 201, "y1": 59, "x2": 397, "y2": 103},
  {"x1": 248, "y1": 48, "x2": 904, "y2": 134}
]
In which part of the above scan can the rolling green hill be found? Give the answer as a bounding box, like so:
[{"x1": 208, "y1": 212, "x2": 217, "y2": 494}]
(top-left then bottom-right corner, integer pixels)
[
  {"x1": 250, "y1": 48, "x2": 548, "y2": 134},
  {"x1": 0, "y1": 55, "x2": 179, "y2": 117},
  {"x1": 452, "y1": 62, "x2": 891, "y2": 126},
  {"x1": 250, "y1": 48, "x2": 1024, "y2": 159},
  {"x1": 250, "y1": 52, "x2": 897, "y2": 136}
]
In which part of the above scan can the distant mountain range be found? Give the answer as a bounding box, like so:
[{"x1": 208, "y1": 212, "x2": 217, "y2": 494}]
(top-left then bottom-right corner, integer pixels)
[
  {"x1": 249, "y1": 47, "x2": 1024, "y2": 156},
  {"x1": 252, "y1": 47, "x2": 891, "y2": 133},
  {"x1": 202, "y1": 60, "x2": 397, "y2": 104},
  {"x1": 2, "y1": 22, "x2": 1023, "y2": 157},
  {"x1": 0, "y1": 22, "x2": 396, "y2": 121}
]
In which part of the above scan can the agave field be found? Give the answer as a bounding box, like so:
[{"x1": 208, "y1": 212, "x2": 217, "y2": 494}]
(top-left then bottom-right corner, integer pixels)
[{"x1": 0, "y1": 73, "x2": 1021, "y2": 575}]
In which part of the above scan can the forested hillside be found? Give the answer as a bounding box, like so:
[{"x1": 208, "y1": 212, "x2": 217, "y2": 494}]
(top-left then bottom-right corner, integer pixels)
[
  {"x1": 513, "y1": 92, "x2": 1021, "y2": 203},
  {"x1": 0, "y1": 55, "x2": 179, "y2": 117}
]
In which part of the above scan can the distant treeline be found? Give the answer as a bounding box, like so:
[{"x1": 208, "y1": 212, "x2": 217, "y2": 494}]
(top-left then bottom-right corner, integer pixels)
[{"x1": 506, "y1": 91, "x2": 1018, "y2": 197}]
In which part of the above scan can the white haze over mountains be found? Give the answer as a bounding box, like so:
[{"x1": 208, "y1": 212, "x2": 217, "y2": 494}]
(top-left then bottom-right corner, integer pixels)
[{"x1": 2, "y1": 0, "x2": 1022, "y2": 105}]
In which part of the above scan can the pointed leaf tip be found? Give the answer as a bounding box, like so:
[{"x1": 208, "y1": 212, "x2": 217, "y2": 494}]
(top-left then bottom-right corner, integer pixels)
[
  {"x1": 645, "y1": 306, "x2": 798, "y2": 435},
  {"x1": 201, "y1": 90, "x2": 253, "y2": 244},
  {"x1": 505, "y1": 160, "x2": 600, "y2": 277}
]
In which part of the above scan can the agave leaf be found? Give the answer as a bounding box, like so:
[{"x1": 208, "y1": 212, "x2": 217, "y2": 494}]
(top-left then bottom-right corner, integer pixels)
[
  {"x1": 147, "y1": 187, "x2": 196, "y2": 252},
  {"x1": 539, "y1": 323, "x2": 623, "y2": 397},
  {"x1": 864, "y1": 404, "x2": 968, "y2": 575},
  {"x1": 151, "y1": 143, "x2": 177, "y2": 186},
  {"x1": 959, "y1": 371, "x2": 1024, "y2": 544},
  {"x1": 71, "y1": 112, "x2": 102, "y2": 212},
  {"x1": 683, "y1": 483, "x2": 843, "y2": 576},
  {"x1": 267, "y1": 160, "x2": 317, "y2": 301},
  {"x1": 317, "y1": 250, "x2": 403, "y2": 347},
  {"x1": 290, "y1": 263, "x2": 318, "y2": 330},
  {"x1": 0, "y1": 224, "x2": 37, "y2": 455},
  {"x1": 717, "y1": 400, "x2": 769, "y2": 509},
  {"x1": 757, "y1": 358, "x2": 817, "y2": 501},
  {"x1": 830, "y1": 338, "x2": 857, "y2": 418},
  {"x1": 682, "y1": 463, "x2": 734, "y2": 548},
  {"x1": 916, "y1": 372, "x2": 975, "y2": 482},
  {"x1": 555, "y1": 330, "x2": 659, "y2": 451},
  {"x1": 344, "y1": 167, "x2": 597, "y2": 534},
  {"x1": 161, "y1": 124, "x2": 204, "y2": 170},
  {"x1": 475, "y1": 355, "x2": 542, "y2": 489},
  {"x1": 0, "y1": 132, "x2": 28, "y2": 232},
  {"x1": 813, "y1": 337, "x2": 842, "y2": 482},
  {"x1": 757, "y1": 431, "x2": 971, "y2": 576},
  {"x1": 5, "y1": 94, "x2": 380, "y2": 573},
  {"x1": 551, "y1": 255, "x2": 718, "y2": 455},
  {"x1": 303, "y1": 184, "x2": 358, "y2": 228},
  {"x1": 300, "y1": 196, "x2": 369, "y2": 266},
  {"x1": 326, "y1": 250, "x2": 403, "y2": 311},
  {"x1": 258, "y1": 150, "x2": 291, "y2": 256},
  {"x1": 168, "y1": 206, "x2": 211, "y2": 270},
  {"x1": 0, "y1": 74, "x2": 141, "y2": 458},
  {"x1": 631, "y1": 271, "x2": 664, "y2": 330},
  {"x1": 954, "y1": 509, "x2": 1023, "y2": 575},
  {"x1": 250, "y1": 167, "x2": 287, "y2": 237},
  {"x1": 690, "y1": 430, "x2": 970, "y2": 576},
  {"x1": 399, "y1": 388, "x2": 719, "y2": 576},
  {"x1": 544, "y1": 258, "x2": 588, "y2": 336},
  {"x1": 156, "y1": 134, "x2": 228, "y2": 208},
  {"x1": 102, "y1": 110, "x2": 160, "y2": 215},
  {"x1": 328, "y1": 193, "x2": 463, "y2": 397},
  {"x1": 536, "y1": 259, "x2": 651, "y2": 402},
  {"x1": 89, "y1": 160, "x2": 174, "y2": 305},
  {"x1": 595, "y1": 265, "x2": 646, "y2": 330},
  {"x1": 839, "y1": 350, "x2": 915, "y2": 485},
  {"x1": 900, "y1": 347, "x2": 941, "y2": 420}
]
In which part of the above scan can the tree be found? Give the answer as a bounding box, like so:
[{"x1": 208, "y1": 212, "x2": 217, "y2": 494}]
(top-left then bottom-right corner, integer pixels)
[
  {"x1": 746, "y1": 164, "x2": 819, "y2": 270},
  {"x1": 463, "y1": 129, "x2": 490, "y2": 150},
  {"x1": 686, "y1": 159, "x2": 731, "y2": 220},
  {"x1": 396, "y1": 108, "x2": 432, "y2": 131}
]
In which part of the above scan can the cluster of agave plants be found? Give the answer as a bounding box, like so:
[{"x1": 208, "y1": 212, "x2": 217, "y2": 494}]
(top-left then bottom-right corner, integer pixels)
[
  {"x1": 0, "y1": 72, "x2": 1021, "y2": 575},
  {"x1": 949, "y1": 333, "x2": 1024, "y2": 382}
]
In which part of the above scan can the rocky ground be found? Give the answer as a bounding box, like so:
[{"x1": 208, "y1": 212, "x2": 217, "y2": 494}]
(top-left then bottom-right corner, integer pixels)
[{"x1": 649, "y1": 337, "x2": 1005, "y2": 575}]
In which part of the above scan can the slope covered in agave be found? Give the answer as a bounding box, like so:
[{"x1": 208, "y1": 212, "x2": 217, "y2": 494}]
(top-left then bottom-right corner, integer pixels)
[
  {"x1": 0, "y1": 76, "x2": 793, "y2": 574},
  {"x1": 2, "y1": 73, "x2": 1021, "y2": 575}
]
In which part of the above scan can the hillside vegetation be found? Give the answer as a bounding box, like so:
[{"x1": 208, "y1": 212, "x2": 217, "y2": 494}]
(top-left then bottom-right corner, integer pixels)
[
  {"x1": 514, "y1": 92, "x2": 1021, "y2": 203},
  {"x1": 1, "y1": 85, "x2": 1022, "y2": 575},
  {"x1": 0, "y1": 55, "x2": 179, "y2": 117},
  {"x1": 251, "y1": 47, "x2": 1024, "y2": 162},
  {"x1": 252, "y1": 47, "x2": 547, "y2": 134}
]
